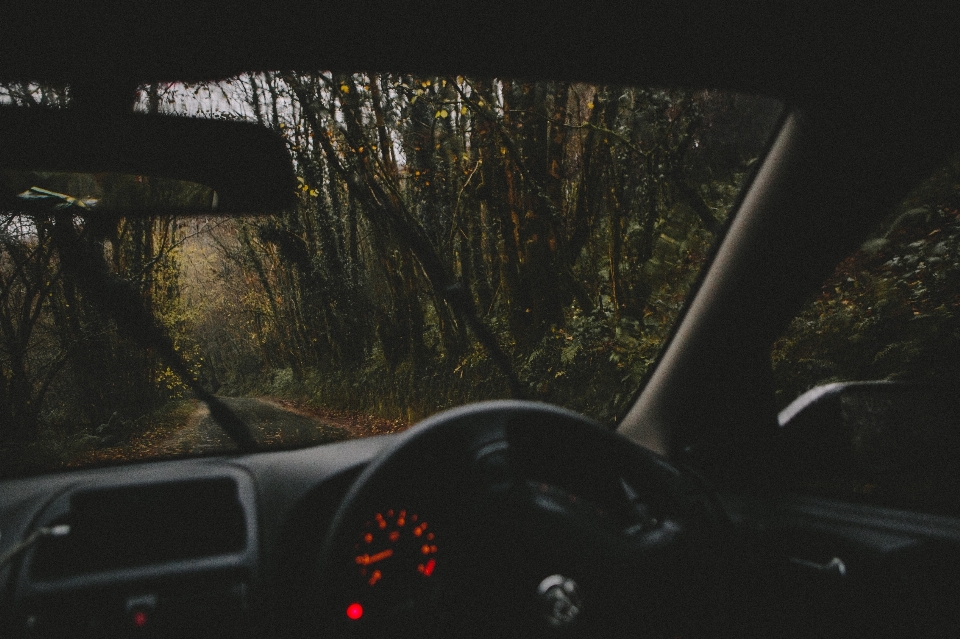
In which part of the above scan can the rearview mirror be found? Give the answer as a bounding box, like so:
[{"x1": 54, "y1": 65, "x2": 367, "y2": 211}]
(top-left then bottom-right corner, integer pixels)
[{"x1": 0, "y1": 107, "x2": 296, "y2": 215}]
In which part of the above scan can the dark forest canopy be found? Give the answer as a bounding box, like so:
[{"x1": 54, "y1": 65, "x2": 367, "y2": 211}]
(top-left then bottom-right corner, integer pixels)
[{"x1": 0, "y1": 74, "x2": 782, "y2": 471}]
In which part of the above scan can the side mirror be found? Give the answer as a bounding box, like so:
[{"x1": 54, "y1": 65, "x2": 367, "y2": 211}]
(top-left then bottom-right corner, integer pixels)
[{"x1": 777, "y1": 381, "x2": 960, "y2": 514}]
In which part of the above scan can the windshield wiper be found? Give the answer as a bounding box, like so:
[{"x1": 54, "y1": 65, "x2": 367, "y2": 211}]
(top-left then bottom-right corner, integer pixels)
[
  {"x1": 0, "y1": 524, "x2": 71, "y2": 571},
  {"x1": 50, "y1": 208, "x2": 257, "y2": 452}
]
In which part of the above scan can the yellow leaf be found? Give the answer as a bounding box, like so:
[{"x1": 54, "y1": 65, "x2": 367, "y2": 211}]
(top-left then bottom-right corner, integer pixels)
[
  {"x1": 460, "y1": 106, "x2": 468, "y2": 115},
  {"x1": 456, "y1": 75, "x2": 465, "y2": 84},
  {"x1": 410, "y1": 95, "x2": 418, "y2": 104},
  {"x1": 340, "y1": 84, "x2": 349, "y2": 93},
  {"x1": 477, "y1": 100, "x2": 485, "y2": 107},
  {"x1": 440, "y1": 109, "x2": 449, "y2": 118},
  {"x1": 309, "y1": 189, "x2": 319, "y2": 197},
  {"x1": 587, "y1": 101, "x2": 594, "y2": 109},
  {"x1": 421, "y1": 79, "x2": 432, "y2": 88}
]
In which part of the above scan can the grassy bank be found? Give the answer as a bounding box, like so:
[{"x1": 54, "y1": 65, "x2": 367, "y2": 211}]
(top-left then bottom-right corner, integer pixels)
[{"x1": 0, "y1": 399, "x2": 198, "y2": 478}]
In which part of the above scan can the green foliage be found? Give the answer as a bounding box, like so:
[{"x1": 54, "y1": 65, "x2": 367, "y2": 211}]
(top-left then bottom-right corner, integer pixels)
[
  {"x1": 0, "y1": 208, "x2": 201, "y2": 445},
  {"x1": 774, "y1": 195, "x2": 960, "y2": 408},
  {"x1": 0, "y1": 74, "x2": 780, "y2": 471},
  {"x1": 0, "y1": 399, "x2": 196, "y2": 478},
  {"x1": 172, "y1": 75, "x2": 777, "y2": 428}
]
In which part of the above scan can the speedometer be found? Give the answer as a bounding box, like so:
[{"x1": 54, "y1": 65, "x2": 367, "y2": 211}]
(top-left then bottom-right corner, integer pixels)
[{"x1": 354, "y1": 510, "x2": 437, "y2": 588}]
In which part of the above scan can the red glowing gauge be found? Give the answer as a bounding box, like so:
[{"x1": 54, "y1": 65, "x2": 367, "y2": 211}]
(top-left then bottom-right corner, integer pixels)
[{"x1": 354, "y1": 509, "x2": 436, "y2": 587}]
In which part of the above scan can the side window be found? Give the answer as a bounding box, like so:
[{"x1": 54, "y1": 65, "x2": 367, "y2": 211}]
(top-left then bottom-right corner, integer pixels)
[{"x1": 772, "y1": 153, "x2": 960, "y2": 515}]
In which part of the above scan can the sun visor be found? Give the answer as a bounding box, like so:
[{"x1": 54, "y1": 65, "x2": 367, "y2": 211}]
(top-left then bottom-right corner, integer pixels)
[{"x1": 0, "y1": 107, "x2": 296, "y2": 216}]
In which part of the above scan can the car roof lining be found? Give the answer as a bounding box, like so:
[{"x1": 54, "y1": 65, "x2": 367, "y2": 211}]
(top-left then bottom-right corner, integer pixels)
[{"x1": 3, "y1": 2, "x2": 959, "y2": 109}]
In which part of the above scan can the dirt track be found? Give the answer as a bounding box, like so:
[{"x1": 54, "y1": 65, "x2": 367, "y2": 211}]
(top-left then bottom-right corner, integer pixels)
[{"x1": 154, "y1": 397, "x2": 357, "y2": 455}]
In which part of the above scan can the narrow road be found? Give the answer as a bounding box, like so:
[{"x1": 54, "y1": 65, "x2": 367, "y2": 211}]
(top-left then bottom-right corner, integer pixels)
[{"x1": 155, "y1": 397, "x2": 355, "y2": 455}]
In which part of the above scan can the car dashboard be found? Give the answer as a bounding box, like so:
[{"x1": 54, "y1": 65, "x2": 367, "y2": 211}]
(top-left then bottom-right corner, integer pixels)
[
  {"x1": 0, "y1": 402, "x2": 724, "y2": 639},
  {"x1": 1, "y1": 436, "x2": 387, "y2": 639}
]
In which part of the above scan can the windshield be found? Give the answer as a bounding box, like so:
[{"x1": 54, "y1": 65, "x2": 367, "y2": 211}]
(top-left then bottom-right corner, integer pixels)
[{"x1": 0, "y1": 75, "x2": 781, "y2": 476}]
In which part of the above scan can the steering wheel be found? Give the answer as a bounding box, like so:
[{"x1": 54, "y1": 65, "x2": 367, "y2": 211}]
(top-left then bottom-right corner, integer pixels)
[{"x1": 311, "y1": 400, "x2": 727, "y2": 639}]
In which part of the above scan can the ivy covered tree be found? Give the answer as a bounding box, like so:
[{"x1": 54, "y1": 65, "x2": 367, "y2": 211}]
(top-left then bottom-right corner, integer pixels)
[
  {"x1": 0, "y1": 72, "x2": 779, "y2": 462},
  {"x1": 175, "y1": 73, "x2": 778, "y2": 423}
]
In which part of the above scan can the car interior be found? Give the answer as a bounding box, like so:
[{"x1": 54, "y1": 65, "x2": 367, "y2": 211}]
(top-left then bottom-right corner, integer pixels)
[{"x1": 3, "y1": 2, "x2": 960, "y2": 638}]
